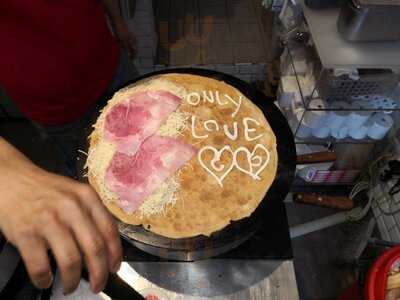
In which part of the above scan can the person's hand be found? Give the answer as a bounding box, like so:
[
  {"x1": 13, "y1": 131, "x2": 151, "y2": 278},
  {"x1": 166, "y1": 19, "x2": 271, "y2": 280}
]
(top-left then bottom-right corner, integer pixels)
[
  {"x1": 0, "y1": 152, "x2": 122, "y2": 294},
  {"x1": 114, "y1": 19, "x2": 136, "y2": 59}
]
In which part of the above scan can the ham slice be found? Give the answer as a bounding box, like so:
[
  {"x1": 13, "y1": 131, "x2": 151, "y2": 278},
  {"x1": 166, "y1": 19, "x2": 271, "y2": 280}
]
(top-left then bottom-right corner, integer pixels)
[
  {"x1": 105, "y1": 135, "x2": 197, "y2": 213},
  {"x1": 104, "y1": 91, "x2": 181, "y2": 155}
]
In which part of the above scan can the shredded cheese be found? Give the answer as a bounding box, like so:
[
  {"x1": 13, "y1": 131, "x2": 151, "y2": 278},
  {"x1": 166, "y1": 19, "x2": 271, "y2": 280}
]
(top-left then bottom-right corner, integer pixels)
[
  {"x1": 78, "y1": 149, "x2": 88, "y2": 156},
  {"x1": 85, "y1": 140, "x2": 118, "y2": 204},
  {"x1": 156, "y1": 110, "x2": 190, "y2": 137},
  {"x1": 138, "y1": 177, "x2": 180, "y2": 217}
]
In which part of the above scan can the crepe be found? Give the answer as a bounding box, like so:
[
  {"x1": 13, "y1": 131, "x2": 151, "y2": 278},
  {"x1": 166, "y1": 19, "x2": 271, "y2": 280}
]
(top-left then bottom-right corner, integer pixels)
[{"x1": 86, "y1": 74, "x2": 278, "y2": 238}]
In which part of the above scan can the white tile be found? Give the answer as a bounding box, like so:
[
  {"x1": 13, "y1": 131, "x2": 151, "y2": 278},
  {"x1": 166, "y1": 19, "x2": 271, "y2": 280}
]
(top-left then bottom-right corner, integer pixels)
[
  {"x1": 216, "y1": 64, "x2": 239, "y2": 75},
  {"x1": 254, "y1": 72, "x2": 267, "y2": 81},
  {"x1": 235, "y1": 74, "x2": 252, "y2": 82},
  {"x1": 130, "y1": 23, "x2": 156, "y2": 36},
  {"x1": 135, "y1": 0, "x2": 153, "y2": 11},
  {"x1": 237, "y1": 63, "x2": 256, "y2": 74},
  {"x1": 132, "y1": 58, "x2": 140, "y2": 66},
  {"x1": 133, "y1": 11, "x2": 152, "y2": 21},
  {"x1": 191, "y1": 65, "x2": 211, "y2": 70},
  {"x1": 192, "y1": 64, "x2": 216, "y2": 70},
  {"x1": 154, "y1": 64, "x2": 167, "y2": 71},
  {"x1": 138, "y1": 58, "x2": 154, "y2": 67},
  {"x1": 137, "y1": 37, "x2": 155, "y2": 48},
  {"x1": 136, "y1": 47, "x2": 154, "y2": 59},
  {"x1": 203, "y1": 64, "x2": 216, "y2": 70},
  {"x1": 254, "y1": 63, "x2": 267, "y2": 73},
  {"x1": 161, "y1": 65, "x2": 180, "y2": 70},
  {"x1": 137, "y1": 67, "x2": 155, "y2": 75},
  {"x1": 177, "y1": 65, "x2": 194, "y2": 68},
  {"x1": 132, "y1": 22, "x2": 153, "y2": 34}
]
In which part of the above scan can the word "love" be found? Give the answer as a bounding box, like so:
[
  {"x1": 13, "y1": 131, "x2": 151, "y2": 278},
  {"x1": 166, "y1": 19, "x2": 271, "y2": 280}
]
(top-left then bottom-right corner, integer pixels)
[{"x1": 191, "y1": 116, "x2": 264, "y2": 142}]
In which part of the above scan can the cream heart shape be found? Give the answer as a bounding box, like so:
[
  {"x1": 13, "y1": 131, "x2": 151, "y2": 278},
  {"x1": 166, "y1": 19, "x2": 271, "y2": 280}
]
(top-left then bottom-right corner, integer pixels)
[
  {"x1": 234, "y1": 144, "x2": 270, "y2": 180},
  {"x1": 198, "y1": 145, "x2": 235, "y2": 187}
]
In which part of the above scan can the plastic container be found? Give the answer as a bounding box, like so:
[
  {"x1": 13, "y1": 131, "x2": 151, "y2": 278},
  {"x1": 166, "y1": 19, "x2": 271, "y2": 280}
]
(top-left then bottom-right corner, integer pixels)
[{"x1": 365, "y1": 246, "x2": 400, "y2": 300}]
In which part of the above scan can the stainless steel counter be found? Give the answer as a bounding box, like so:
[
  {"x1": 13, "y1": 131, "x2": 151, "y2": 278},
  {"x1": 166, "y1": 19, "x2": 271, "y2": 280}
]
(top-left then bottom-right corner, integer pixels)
[
  {"x1": 117, "y1": 259, "x2": 299, "y2": 300},
  {"x1": 51, "y1": 260, "x2": 298, "y2": 300}
]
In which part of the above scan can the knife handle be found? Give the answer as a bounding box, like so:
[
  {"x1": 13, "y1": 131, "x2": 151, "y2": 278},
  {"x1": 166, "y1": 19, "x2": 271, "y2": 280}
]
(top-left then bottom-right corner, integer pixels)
[
  {"x1": 82, "y1": 268, "x2": 145, "y2": 300},
  {"x1": 293, "y1": 193, "x2": 353, "y2": 210},
  {"x1": 296, "y1": 151, "x2": 337, "y2": 165}
]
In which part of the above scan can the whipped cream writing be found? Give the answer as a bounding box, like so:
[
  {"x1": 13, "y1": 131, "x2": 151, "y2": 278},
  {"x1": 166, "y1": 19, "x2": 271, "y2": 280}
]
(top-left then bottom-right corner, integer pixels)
[{"x1": 186, "y1": 90, "x2": 271, "y2": 187}]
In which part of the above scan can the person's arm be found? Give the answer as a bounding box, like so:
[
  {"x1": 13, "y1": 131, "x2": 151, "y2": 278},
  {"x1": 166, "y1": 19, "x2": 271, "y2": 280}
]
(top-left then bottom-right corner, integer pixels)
[
  {"x1": 102, "y1": 0, "x2": 136, "y2": 58},
  {"x1": 0, "y1": 138, "x2": 122, "y2": 294}
]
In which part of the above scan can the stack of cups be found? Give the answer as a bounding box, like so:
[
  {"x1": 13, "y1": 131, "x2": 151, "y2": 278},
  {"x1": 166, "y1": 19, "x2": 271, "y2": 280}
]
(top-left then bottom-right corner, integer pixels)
[
  {"x1": 367, "y1": 113, "x2": 394, "y2": 140},
  {"x1": 304, "y1": 98, "x2": 330, "y2": 138},
  {"x1": 345, "y1": 101, "x2": 373, "y2": 140},
  {"x1": 293, "y1": 98, "x2": 394, "y2": 141},
  {"x1": 295, "y1": 111, "x2": 312, "y2": 138},
  {"x1": 325, "y1": 101, "x2": 352, "y2": 139}
]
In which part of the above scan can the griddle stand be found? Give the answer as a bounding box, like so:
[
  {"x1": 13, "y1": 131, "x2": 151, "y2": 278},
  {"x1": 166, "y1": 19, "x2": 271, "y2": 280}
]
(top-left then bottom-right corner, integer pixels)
[
  {"x1": 119, "y1": 200, "x2": 298, "y2": 299},
  {"x1": 121, "y1": 258, "x2": 298, "y2": 299}
]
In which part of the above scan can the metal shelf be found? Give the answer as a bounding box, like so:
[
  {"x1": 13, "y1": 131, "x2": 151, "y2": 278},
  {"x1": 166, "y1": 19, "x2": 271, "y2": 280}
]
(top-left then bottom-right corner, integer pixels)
[
  {"x1": 301, "y1": 0, "x2": 400, "y2": 69},
  {"x1": 278, "y1": 42, "x2": 399, "y2": 145},
  {"x1": 295, "y1": 136, "x2": 387, "y2": 145},
  {"x1": 284, "y1": 42, "x2": 400, "y2": 112}
]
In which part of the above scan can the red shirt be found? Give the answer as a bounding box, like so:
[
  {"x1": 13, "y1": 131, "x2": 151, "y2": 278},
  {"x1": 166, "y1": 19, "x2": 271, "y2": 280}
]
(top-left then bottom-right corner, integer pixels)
[{"x1": 0, "y1": 1, "x2": 119, "y2": 125}]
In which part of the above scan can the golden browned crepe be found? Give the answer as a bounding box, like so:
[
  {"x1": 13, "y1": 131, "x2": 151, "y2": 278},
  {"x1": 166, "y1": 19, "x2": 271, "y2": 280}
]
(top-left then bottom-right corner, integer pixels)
[{"x1": 86, "y1": 74, "x2": 278, "y2": 238}]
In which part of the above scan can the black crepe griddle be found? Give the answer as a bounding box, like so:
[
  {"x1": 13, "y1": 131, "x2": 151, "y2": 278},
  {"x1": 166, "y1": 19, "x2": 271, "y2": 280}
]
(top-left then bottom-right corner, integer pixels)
[{"x1": 117, "y1": 68, "x2": 296, "y2": 261}]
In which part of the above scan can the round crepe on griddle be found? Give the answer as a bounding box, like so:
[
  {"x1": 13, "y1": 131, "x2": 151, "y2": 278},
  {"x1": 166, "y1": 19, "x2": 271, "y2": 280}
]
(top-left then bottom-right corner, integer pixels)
[{"x1": 86, "y1": 74, "x2": 277, "y2": 238}]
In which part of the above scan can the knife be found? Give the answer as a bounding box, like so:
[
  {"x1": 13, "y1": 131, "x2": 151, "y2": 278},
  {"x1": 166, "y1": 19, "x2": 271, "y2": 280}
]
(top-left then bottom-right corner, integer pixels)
[
  {"x1": 296, "y1": 151, "x2": 337, "y2": 165},
  {"x1": 81, "y1": 267, "x2": 145, "y2": 300},
  {"x1": 293, "y1": 192, "x2": 354, "y2": 210},
  {"x1": 0, "y1": 240, "x2": 145, "y2": 300}
]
